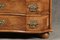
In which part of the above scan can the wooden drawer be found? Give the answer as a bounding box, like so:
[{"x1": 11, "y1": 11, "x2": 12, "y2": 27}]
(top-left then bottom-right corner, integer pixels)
[
  {"x1": 0, "y1": 0, "x2": 26, "y2": 13},
  {"x1": 0, "y1": 15, "x2": 26, "y2": 31},
  {"x1": 26, "y1": 0, "x2": 49, "y2": 15},
  {"x1": 26, "y1": 15, "x2": 49, "y2": 32}
]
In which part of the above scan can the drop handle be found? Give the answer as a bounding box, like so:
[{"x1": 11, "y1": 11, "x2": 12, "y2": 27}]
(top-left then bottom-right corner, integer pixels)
[
  {"x1": 28, "y1": 3, "x2": 38, "y2": 12},
  {"x1": 28, "y1": 20, "x2": 38, "y2": 29},
  {"x1": 0, "y1": 3, "x2": 6, "y2": 9},
  {"x1": 0, "y1": 20, "x2": 5, "y2": 26}
]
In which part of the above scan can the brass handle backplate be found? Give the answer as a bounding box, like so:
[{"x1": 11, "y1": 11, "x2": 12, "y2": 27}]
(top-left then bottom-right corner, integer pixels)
[
  {"x1": 28, "y1": 20, "x2": 38, "y2": 29},
  {"x1": 0, "y1": 20, "x2": 5, "y2": 26},
  {"x1": 0, "y1": 3, "x2": 6, "y2": 9},
  {"x1": 28, "y1": 3, "x2": 38, "y2": 12}
]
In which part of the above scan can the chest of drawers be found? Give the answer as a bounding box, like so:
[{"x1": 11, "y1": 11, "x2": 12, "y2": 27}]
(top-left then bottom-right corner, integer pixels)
[{"x1": 0, "y1": 0, "x2": 52, "y2": 39}]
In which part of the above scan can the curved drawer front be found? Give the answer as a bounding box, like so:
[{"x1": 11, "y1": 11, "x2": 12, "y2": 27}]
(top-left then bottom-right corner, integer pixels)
[
  {"x1": 0, "y1": 15, "x2": 26, "y2": 31},
  {"x1": 26, "y1": 0, "x2": 49, "y2": 15},
  {"x1": 37, "y1": 0, "x2": 49, "y2": 15},
  {"x1": 0, "y1": 0, "x2": 26, "y2": 13},
  {"x1": 26, "y1": 15, "x2": 49, "y2": 32}
]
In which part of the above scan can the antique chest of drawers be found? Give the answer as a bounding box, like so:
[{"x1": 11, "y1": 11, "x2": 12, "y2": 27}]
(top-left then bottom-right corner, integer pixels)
[{"x1": 0, "y1": 0, "x2": 52, "y2": 38}]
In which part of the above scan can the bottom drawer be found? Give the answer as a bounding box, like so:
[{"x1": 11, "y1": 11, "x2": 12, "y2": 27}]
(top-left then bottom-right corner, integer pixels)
[
  {"x1": 0, "y1": 15, "x2": 26, "y2": 31},
  {"x1": 26, "y1": 15, "x2": 49, "y2": 32}
]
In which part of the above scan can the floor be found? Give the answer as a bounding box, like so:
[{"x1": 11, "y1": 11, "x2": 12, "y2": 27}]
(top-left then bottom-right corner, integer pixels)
[{"x1": 0, "y1": 0, "x2": 59, "y2": 40}]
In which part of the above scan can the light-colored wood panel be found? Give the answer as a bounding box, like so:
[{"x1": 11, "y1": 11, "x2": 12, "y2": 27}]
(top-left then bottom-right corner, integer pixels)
[
  {"x1": 0, "y1": 0, "x2": 52, "y2": 34},
  {"x1": 37, "y1": 0, "x2": 49, "y2": 14},
  {"x1": 26, "y1": 15, "x2": 49, "y2": 32},
  {"x1": 0, "y1": 0, "x2": 26, "y2": 13},
  {"x1": 0, "y1": 15, "x2": 26, "y2": 31}
]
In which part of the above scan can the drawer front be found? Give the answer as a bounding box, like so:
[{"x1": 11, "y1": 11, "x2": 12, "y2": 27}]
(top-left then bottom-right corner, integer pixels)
[
  {"x1": 0, "y1": 0, "x2": 26, "y2": 13},
  {"x1": 26, "y1": 0, "x2": 49, "y2": 15},
  {"x1": 26, "y1": 15, "x2": 49, "y2": 31},
  {"x1": 0, "y1": 15, "x2": 26, "y2": 31},
  {"x1": 37, "y1": 0, "x2": 49, "y2": 15}
]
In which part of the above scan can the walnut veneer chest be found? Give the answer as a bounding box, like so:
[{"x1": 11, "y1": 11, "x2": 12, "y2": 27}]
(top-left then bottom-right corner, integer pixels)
[{"x1": 0, "y1": 0, "x2": 52, "y2": 38}]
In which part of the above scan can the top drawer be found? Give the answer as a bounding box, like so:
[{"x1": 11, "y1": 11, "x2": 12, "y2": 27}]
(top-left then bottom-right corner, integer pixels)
[
  {"x1": 26, "y1": 0, "x2": 49, "y2": 14},
  {"x1": 0, "y1": 0, "x2": 26, "y2": 13}
]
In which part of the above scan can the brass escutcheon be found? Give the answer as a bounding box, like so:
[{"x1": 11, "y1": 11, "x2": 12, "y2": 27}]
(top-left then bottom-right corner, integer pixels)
[
  {"x1": 28, "y1": 3, "x2": 38, "y2": 12},
  {"x1": 28, "y1": 20, "x2": 38, "y2": 29}
]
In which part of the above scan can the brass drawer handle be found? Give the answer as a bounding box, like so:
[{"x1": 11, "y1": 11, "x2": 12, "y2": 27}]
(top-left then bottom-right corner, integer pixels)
[
  {"x1": 0, "y1": 3, "x2": 5, "y2": 9},
  {"x1": 0, "y1": 20, "x2": 5, "y2": 26},
  {"x1": 28, "y1": 3, "x2": 38, "y2": 12},
  {"x1": 28, "y1": 20, "x2": 38, "y2": 29}
]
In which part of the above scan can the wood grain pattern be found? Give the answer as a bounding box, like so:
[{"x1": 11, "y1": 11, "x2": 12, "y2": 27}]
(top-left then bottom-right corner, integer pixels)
[
  {"x1": 26, "y1": 0, "x2": 49, "y2": 15},
  {"x1": 37, "y1": 0, "x2": 49, "y2": 15},
  {"x1": 26, "y1": 15, "x2": 49, "y2": 32},
  {"x1": 0, "y1": 0, "x2": 26, "y2": 13},
  {"x1": 0, "y1": 0, "x2": 52, "y2": 34},
  {"x1": 0, "y1": 15, "x2": 26, "y2": 31}
]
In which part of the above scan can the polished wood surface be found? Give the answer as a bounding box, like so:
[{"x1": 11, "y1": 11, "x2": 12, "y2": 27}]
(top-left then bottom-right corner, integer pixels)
[
  {"x1": 0, "y1": 0, "x2": 26, "y2": 13},
  {"x1": 26, "y1": 15, "x2": 49, "y2": 31},
  {"x1": 0, "y1": 15, "x2": 26, "y2": 31},
  {"x1": 0, "y1": 0, "x2": 52, "y2": 36}
]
